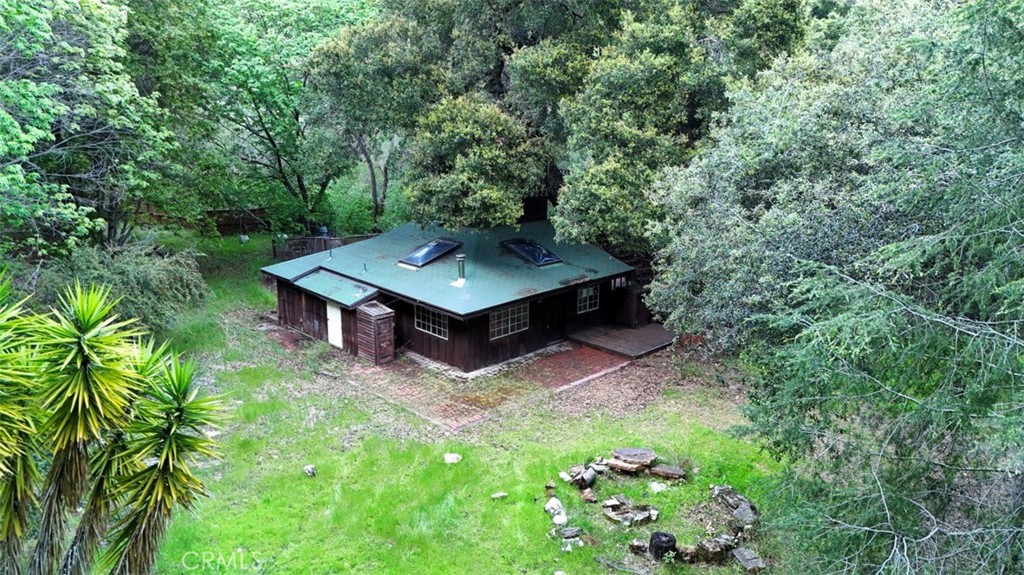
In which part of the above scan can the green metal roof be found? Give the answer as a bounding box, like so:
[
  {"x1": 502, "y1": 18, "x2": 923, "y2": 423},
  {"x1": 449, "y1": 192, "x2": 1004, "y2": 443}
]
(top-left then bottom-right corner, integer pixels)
[
  {"x1": 292, "y1": 270, "x2": 378, "y2": 308},
  {"x1": 262, "y1": 221, "x2": 632, "y2": 317}
]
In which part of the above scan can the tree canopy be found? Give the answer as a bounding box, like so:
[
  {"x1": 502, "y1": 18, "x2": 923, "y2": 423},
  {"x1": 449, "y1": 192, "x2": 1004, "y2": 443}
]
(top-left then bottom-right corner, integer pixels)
[{"x1": 646, "y1": 0, "x2": 1024, "y2": 570}]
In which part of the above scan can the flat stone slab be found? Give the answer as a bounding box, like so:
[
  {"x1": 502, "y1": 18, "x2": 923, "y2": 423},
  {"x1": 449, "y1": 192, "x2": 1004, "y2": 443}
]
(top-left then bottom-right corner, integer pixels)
[
  {"x1": 613, "y1": 448, "x2": 658, "y2": 466},
  {"x1": 649, "y1": 464, "x2": 687, "y2": 480},
  {"x1": 732, "y1": 548, "x2": 766, "y2": 573},
  {"x1": 605, "y1": 458, "x2": 643, "y2": 473}
]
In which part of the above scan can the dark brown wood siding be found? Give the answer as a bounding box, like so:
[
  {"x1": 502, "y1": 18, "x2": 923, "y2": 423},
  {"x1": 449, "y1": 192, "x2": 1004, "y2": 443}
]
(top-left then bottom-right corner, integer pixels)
[
  {"x1": 275, "y1": 280, "x2": 328, "y2": 342},
  {"x1": 341, "y1": 308, "x2": 358, "y2": 353},
  {"x1": 276, "y1": 276, "x2": 626, "y2": 372},
  {"x1": 389, "y1": 299, "x2": 473, "y2": 371}
]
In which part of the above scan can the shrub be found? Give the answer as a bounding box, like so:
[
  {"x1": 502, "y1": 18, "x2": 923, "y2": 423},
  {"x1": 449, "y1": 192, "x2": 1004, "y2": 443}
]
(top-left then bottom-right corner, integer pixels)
[{"x1": 30, "y1": 238, "x2": 207, "y2": 331}]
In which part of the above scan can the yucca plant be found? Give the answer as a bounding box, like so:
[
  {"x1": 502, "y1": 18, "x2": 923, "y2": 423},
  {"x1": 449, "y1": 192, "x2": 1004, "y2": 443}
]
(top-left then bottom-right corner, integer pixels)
[
  {"x1": 104, "y1": 354, "x2": 220, "y2": 575},
  {"x1": 28, "y1": 284, "x2": 141, "y2": 575},
  {"x1": 0, "y1": 277, "x2": 220, "y2": 575},
  {"x1": 59, "y1": 340, "x2": 170, "y2": 575},
  {"x1": 0, "y1": 275, "x2": 43, "y2": 575}
]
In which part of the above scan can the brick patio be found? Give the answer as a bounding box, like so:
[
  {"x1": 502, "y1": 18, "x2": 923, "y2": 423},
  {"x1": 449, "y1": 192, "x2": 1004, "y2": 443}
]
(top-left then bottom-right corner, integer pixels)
[{"x1": 343, "y1": 342, "x2": 628, "y2": 430}]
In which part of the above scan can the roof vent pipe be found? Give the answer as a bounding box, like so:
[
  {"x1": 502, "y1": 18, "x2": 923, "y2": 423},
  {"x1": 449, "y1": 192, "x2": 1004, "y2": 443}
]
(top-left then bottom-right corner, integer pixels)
[{"x1": 456, "y1": 254, "x2": 466, "y2": 280}]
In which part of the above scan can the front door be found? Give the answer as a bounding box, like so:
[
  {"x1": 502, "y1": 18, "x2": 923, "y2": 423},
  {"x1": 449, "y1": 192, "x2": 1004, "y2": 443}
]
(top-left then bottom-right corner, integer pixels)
[{"x1": 537, "y1": 296, "x2": 566, "y2": 345}]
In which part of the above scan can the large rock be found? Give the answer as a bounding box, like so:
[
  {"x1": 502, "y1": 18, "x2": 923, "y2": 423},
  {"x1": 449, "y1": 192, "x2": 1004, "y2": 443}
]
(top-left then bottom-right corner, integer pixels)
[
  {"x1": 696, "y1": 534, "x2": 738, "y2": 564},
  {"x1": 711, "y1": 485, "x2": 756, "y2": 513},
  {"x1": 572, "y1": 467, "x2": 597, "y2": 489},
  {"x1": 649, "y1": 532, "x2": 677, "y2": 561},
  {"x1": 612, "y1": 448, "x2": 658, "y2": 467},
  {"x1": 732, "y1": 548, "x2": 766, "y2": 573},
  {"x1": 544, "y1": 497, "x2": 564, "y2": 516},
  {"x1": 733, "y1": 502, "x2": 758, "y2": 526}
]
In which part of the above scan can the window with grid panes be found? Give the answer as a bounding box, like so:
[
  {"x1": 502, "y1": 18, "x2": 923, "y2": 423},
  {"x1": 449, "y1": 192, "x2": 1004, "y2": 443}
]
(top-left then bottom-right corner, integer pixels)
[
  {"x1": 414, "y1": 305, "x2": 448, "y2": 339},
  {"x1": 489, "y1": 303, "x2": 529, "y2": 340},
  {"x1": 577, "y1": 285, "x2": 599, "y2": 314}
]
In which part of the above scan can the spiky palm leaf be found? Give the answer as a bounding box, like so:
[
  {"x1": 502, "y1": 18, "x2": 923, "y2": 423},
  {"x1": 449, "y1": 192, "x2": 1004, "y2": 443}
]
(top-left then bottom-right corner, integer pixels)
[
  {"x1": 0, "y1": 273, "x2": 38, "y2": 476},
  {"x1": 59, "y1": 340, "x2": 169, "y2": 575},
  {"x1": 104, "y1": 355, "x2": 220, "y2": 575},
  {"x1": 0, "y1": 271, "x2": 43, "y2": 575},
  {"x1": 29, "y1": 284, "x2": 141, "y2": 575},
  {"x1": 0, "y1": 439, "x2": 39, "y2": 575}
]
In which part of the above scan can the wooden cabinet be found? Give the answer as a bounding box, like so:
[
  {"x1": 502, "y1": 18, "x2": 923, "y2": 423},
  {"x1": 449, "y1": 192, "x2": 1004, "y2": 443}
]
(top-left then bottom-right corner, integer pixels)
[{"x1": 356, "y1": 302, "x2": 395, "y2": 365}]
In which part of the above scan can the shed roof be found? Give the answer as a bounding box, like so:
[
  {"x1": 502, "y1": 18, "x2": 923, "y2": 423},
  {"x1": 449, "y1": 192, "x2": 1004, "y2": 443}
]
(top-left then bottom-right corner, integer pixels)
[
  {"x1": 262, "y1": 221, "x2": 632, "y2": 317},
  {"x1": 292, "y1": 270, "x2": 378, "y2": 308}
]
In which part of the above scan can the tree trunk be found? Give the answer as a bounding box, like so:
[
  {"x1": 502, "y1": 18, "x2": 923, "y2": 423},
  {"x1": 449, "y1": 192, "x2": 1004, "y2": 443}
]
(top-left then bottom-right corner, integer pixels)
[{"x1": 354, "y1": 135, "x2": 380, "y2": 222}]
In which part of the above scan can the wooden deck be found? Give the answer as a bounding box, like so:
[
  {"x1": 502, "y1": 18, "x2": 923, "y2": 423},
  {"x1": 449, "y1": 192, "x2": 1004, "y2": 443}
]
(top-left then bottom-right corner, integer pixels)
[{"x1": 568, "y1": 323, "x2": 675, "y2": 359}]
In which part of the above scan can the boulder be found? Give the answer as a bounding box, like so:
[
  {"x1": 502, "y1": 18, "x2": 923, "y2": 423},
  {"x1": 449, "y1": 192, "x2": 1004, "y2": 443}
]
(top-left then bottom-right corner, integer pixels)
[
  {"x1": 544, "y1": 497, "x2": 564, "y2": 516},
  {"x1": 573, "y1": 467, "x2": 597, "y2": 489},
  {"x1": 443, "y1": 453, "x2": 462, "y2": 464},
  {"x1": 650, "y1": 481, "x2": 668, "y2": 493},
  {"x1": 612, "y1": 448, "x2": 658, "y2": 467},
  {"x1": 711, "y1": 485, "x2": 755, "y2": 512},
  {"x1": 552, "y1": 512, "x2": 568, "y2": 526},
  {"x1": 628, "y1": 539, "x2": 648, "y2": 555},
  {"x1": 732, "y1": 548, "x2": 766, "y2": 573},
  {"x1": 696, "y1": 534, "x2": 738, "y2": 564},
  {"x1": 649, "y1": 532, "x2": 677, "y2": 561},
  {"x1": 581, "y1": 488, "x2": 598, "y2": 503},
  {"x1": 733, "y1": 502, "x2": 758, "y2": 526},
  {"x1": 303, "y1": 465, "x2": 316, "y2": 477},
  {"x1": 491, "y1": 492, "x2": 508, "y2": 500},
  {"x1": 558, "y1": 472, "x2": 573, "y2": 483}
]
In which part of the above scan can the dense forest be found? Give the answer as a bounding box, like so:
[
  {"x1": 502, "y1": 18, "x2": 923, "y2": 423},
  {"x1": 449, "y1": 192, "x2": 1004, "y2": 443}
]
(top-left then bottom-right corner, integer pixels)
[{"x1": 2, "y1": 0, "x2": 1022, "y2": 573}]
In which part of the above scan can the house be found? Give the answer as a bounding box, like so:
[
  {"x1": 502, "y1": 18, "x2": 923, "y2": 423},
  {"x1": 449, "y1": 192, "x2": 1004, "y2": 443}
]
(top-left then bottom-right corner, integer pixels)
[{"x1": 260, "y1": 220, "x2": 635, "y2": 372}]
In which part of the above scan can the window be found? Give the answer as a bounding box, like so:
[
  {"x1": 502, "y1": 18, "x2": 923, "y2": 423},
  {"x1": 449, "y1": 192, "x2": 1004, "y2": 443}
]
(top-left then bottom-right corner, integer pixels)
[
  {"x1": 489, "y1": 303, "x2": 529, "y2": 340},
  {"x1": 577, "y1": 285, "x2": 599, "y2": 314},
  {"x1": 501, "y1": 238, "x2": 562, "y2": 266},
  {"x1": 611, "y1": 277, "x2": 629, "y2": 290},
  {"x1": 415, "y1": 305, "x2": 448, "y2": 340},
  {"x1": 399, "y1": 238, "x2": 461, "y2": 268}
]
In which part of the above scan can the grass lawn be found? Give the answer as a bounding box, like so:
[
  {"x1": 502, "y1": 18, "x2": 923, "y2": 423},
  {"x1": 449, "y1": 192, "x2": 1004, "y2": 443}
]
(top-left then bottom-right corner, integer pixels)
[{"x1": 154, "y1": 232, "x2": 779, "y2": 575}]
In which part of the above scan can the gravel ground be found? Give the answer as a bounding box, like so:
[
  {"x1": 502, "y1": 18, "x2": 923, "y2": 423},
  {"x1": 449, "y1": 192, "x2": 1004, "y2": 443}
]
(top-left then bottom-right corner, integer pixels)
[
  {"x1": 216, "y1": 312, "x2": 748, "y2": 442},
  {"x1": 544, "y1": 347, "x2": 748, "y2": 430}
]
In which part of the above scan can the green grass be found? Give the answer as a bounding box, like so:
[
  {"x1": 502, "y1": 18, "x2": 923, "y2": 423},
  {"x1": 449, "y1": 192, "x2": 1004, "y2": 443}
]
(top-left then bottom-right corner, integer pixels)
[
  {"x1": 154, "y1": 231, "x2": 779, "y2": 575},
  {"x1": 155, "y1": 232, "x2": 276, "y2": 352}
]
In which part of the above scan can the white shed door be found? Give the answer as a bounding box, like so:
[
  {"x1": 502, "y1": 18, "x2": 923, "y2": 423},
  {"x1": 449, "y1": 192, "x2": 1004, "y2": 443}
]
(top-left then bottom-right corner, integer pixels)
[{"x1": 326, "y1": 303, "x2": 343, "y2": 348}]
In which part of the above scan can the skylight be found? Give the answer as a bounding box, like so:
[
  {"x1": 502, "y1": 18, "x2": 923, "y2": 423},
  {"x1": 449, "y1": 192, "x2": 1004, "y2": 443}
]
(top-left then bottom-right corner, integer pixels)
[
  {"x1": 399, "y1": 238, "x2": 461, "y2": 268},
  {"x1": 502, "y1": 238, "x2": 562, "y2": 266}
]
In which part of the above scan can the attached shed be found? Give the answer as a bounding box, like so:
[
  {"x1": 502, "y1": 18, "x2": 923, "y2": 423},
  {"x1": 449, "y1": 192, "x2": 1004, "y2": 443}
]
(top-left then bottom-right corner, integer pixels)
[
  {"x1": 262, "y1": 221, "x2": 634, "y2": 372},
  {"x1": 275, "y1": 268, "x2": 377, "y2": 353}
]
